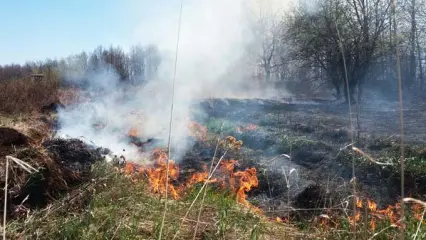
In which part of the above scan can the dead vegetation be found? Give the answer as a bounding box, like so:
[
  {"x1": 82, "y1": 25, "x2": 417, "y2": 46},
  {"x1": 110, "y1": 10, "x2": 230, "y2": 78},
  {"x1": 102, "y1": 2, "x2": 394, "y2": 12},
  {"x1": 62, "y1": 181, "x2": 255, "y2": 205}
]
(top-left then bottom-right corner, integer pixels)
[{"x1": 0, "y1": 78, "x2": 60, "y2": 115}]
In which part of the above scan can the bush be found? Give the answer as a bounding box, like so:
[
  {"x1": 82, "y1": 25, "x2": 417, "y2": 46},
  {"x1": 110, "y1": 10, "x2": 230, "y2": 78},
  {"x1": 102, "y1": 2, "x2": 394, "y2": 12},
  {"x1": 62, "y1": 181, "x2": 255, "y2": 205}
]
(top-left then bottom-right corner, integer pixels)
[{"x1": 0, "y1": 77, "x2": 60, "y2": 114}]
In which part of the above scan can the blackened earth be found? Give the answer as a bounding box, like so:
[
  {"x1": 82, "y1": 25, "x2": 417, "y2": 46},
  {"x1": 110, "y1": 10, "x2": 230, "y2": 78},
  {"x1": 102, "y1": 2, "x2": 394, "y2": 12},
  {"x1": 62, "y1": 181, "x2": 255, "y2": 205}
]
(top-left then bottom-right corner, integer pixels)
[{"x1": 181, "y1": 97, "x2": 426, "y2": 219}]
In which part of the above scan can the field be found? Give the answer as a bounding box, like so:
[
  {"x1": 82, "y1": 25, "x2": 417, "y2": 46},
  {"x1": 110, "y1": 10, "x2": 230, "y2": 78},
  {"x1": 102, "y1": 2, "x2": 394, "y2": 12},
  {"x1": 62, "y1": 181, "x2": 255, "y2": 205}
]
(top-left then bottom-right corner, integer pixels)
[{"x1": 1, "y1": 81, "x2": 426, "y2": 239}]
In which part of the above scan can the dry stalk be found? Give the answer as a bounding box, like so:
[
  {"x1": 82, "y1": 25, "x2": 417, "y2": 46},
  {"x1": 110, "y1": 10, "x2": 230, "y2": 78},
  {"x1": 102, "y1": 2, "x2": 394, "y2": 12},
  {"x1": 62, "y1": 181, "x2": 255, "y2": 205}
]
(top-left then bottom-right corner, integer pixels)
[
  {"x1": 403, "y1": 197, "x2": 426, "y2": 207},
  {"x1": 172, "y1": 149, "x2": 229, "y2": 240},
  {"x1": 333, "y1": 9, "x2": 357, "y2": 237},
  {"x1": 3, "y1": 156, "x2": 38, "y2": 240},
  {"x1": 367, "y1": 223, "x2": 398, "y2": 240},
  {"x1": 2, "y1": 157, "x2": 9, "y2": 240},
  {"x1": 192, "y1": 120, "x2": 226, "y2": 239},
  {"x1": 158, "y1": 0, "x2": 184, "y2": 239},
  {"x1": 390, "y1": 0, "x2": 406, "y2": 237},
  {"x1": 351, "y1": 147, "x2": 393, "y2": 166},
  {"x1": 413, "y1": 208, "x2": 426, "y2": 240}
]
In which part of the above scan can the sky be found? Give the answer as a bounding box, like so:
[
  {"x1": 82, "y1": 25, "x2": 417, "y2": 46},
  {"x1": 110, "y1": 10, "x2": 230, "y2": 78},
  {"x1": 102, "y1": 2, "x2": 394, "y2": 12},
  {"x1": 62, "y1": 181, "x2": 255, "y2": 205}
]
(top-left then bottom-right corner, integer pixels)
[
  {"x1": 0, "y1": 0, "x2": 291, "y2": 65},
  {"x1": 0, "y1": 0, "x2": 181, "y2": 65}
]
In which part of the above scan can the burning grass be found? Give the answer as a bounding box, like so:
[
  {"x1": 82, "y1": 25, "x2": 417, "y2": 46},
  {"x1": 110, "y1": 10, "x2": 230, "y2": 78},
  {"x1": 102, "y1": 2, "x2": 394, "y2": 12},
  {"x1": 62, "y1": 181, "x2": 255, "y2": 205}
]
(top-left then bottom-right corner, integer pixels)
[
  {"x1": 6, "y1": 162, "x2": 301, "y2": 240},
  {"x1": 120, "y1": 136, "x2": 260, "y2": 211},
  {"x1": 308, "y1": 196, "x2": 426, "y2": 239}
]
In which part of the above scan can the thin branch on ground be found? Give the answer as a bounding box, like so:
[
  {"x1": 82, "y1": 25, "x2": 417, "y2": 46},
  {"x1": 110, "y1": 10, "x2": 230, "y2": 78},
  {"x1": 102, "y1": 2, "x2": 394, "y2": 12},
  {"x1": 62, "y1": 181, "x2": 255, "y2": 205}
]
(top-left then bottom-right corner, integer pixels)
[{"x1": 351, "y1": 147, "x2": 394, "y2": 166}]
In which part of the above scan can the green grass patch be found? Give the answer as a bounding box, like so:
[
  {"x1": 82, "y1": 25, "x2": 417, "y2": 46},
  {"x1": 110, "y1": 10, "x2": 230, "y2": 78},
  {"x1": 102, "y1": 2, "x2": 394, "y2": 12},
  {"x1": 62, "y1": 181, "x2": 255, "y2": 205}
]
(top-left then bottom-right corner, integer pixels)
[{"x1": 278, "y1": 135, "x2": 331, "y2": 154}]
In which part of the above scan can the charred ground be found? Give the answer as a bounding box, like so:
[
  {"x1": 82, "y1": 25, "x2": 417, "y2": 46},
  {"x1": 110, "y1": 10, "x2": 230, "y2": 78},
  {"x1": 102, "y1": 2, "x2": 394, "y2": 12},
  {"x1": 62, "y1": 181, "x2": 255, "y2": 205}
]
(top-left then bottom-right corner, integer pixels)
[{"x1": 190, "y1": 97, "x2": 426, "y2": 214}]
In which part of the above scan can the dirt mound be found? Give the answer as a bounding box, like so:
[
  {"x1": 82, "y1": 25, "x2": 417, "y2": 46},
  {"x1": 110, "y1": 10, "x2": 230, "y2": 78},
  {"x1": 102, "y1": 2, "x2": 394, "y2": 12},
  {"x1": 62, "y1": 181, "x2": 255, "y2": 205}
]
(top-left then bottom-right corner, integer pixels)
[
  {"x1": 42, "y1": 138, "x2": 106, "y2": 174},
  {"x1": 0, "y1": 147, "x2": 80, "y2": 219},
  {"x1": 0, "y1": 127, "x2": 29, "y2": 157},
  {"x1": 1, "y1": 138, "x2": 107, "y2": 219}
]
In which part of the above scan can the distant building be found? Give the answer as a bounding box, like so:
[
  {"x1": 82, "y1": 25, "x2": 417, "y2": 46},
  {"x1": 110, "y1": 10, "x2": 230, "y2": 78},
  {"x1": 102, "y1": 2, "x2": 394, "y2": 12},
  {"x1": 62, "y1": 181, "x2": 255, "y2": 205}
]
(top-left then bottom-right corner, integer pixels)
[{"x1": 30, "y1": 74, "x2": 44, "y2": 81}]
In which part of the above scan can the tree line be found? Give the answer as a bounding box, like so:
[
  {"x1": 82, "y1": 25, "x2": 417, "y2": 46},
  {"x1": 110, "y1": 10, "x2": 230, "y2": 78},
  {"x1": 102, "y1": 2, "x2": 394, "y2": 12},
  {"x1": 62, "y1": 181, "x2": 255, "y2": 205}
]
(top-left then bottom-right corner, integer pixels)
[
  {"x1": 252, "y1": 0, "x2": 426, "y2": 102},
  {"x1": 0, "y1": 44, "x2": 161, "y2": 86},
  {"x1": 1, "y1": 0, "x2": 425, "y2": 102}
]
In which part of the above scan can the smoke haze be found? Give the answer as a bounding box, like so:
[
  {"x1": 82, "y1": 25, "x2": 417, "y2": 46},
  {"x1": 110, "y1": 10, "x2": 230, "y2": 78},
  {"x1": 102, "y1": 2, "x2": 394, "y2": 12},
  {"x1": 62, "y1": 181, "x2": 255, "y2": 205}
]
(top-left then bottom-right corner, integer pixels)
[{"x1": 57, "y1": 0, "x2": 292, "y2": 162}]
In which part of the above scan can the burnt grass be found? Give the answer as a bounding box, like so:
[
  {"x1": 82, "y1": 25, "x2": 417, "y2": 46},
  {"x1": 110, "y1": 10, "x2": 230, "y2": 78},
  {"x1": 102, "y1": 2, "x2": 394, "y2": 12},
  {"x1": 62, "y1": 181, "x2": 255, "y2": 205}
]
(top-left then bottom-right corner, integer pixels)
[{"x1": 184, "y1": 98, "x2": 426, "y2": 220}]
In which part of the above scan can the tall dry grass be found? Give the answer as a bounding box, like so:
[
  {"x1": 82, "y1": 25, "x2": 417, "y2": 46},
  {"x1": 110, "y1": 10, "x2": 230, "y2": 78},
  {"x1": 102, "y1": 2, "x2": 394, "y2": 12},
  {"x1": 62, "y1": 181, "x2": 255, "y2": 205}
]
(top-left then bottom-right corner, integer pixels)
[{"x1": 0, "y1": 77, "x2": 60, "y2": 115}]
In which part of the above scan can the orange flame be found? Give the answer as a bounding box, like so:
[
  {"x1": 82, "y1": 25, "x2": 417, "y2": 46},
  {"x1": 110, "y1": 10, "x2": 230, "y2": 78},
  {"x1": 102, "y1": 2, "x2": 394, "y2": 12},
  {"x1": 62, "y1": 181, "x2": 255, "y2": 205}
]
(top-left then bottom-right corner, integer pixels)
[
  {"x1": 348, "y1": 211, "x2": 361, "y2": 226},
  {"x1": 128, "y1": 127, "x2": 138, "y2": 137},
  {"x1": 140, "y1": 150, "x2": 180, "y2": 199},
  {"x1": 122, "y1": 148, "x2": 260, "y2": 212},
  {"x1": 236, "y1": 123, "x2": 258, "y2": 133},
  {"x1": 370, "y1": 218, "x2": 376, "y2": 231},
  {"x1": 234, "y1": 168, "x2": 259, "y2": 207},
  {"x1": 356, "y1": 197, "x2": 363, "y2": 208},
  {"x1": 367, "y1": 199, "x2": 377, "y2": 212},
  {"x1": 188, "y1": 121, "x2": 207, "y2": 141}
]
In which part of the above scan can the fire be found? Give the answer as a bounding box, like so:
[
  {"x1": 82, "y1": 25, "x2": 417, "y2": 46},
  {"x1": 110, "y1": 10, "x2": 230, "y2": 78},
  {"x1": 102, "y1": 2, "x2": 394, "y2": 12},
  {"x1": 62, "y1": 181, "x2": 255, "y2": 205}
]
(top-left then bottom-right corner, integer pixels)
[
  {"x1": 356, "y1": 197, "x2": 363, "y2": 208},
  {"x1": 236, "y1": 123, "x2": 258, "y2": 133},
  {"x1": 367, "y1": 199, "x2": 377, "y2": 212},
  {"x1": 370, "y1": 218, "x2": 376, "y2": 231},
  {"x1": 186, "y1": 172, "x2": 217, "y2": 186},
  {"x1": 121, "y1": 141, "x2": 260, "y2": 211},
  {"x1": 128, "y1": 127, "x2": 138, "y2": 137},
  {"x1": 351, "y1": 198, "x2": 408, "y2": 231},
  {"x1": 348, "y1": 211, "x2": 361, "y2": 226},
  {"x1": 124, "y1": 162, "x2": 139, "y2": 174},
  {"x1": 140, "y1": 149, "x2": 180, "y2": 199},
  {"x1": 234, "y1": 168, "x2": 259, "y2": 208},
  {"x1": 188, "y1": 121, "x2": 207, "y2": 141}
]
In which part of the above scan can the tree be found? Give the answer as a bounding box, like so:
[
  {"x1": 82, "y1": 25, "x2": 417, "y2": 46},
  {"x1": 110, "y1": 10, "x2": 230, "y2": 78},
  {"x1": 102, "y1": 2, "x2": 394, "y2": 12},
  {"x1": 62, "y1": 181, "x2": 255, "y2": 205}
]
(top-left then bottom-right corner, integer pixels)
[
  {"x1": 144, "y1": 45, "x2": 161, "y2": 81},
  {"x1": 128, "y1": 44, "x2": 146, "y2": 85},
  {"x1": 287, "y1": 0, "x2": 390, "y2": 102}
]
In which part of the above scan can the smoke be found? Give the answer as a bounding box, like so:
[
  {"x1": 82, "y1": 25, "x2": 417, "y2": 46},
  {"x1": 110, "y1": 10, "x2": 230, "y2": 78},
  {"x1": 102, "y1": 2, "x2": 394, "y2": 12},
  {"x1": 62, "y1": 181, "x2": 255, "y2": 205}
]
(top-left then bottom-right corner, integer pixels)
[{"x1": 57, "y1": 0, "x2": 292, "y2": 162}]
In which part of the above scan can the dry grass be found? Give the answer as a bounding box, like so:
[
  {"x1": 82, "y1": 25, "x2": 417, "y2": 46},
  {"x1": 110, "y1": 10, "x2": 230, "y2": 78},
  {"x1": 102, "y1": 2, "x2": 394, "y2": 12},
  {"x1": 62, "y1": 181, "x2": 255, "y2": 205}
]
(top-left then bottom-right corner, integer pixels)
[
  {"x1": 0, "y1": 78, "x2": 60, "y2": 115},
  {"x1": 5, "y1": 163, "x2": 306, "y2": 240}
]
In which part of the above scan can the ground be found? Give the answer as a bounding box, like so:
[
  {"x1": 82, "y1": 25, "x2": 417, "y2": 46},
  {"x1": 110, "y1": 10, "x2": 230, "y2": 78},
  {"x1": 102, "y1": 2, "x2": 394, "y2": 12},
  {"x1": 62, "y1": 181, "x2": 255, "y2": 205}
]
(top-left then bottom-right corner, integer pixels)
[{"x1": 196, "y1": 98, "x2": 426, "y2": 207}]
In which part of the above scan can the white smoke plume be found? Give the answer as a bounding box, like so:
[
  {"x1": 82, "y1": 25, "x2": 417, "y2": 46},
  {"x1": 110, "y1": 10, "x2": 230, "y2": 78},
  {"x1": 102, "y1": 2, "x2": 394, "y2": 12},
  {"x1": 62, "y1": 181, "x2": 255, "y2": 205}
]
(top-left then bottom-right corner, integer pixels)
[{"x1": 57, "y1": 0, "x2": 292, "y2": 163}]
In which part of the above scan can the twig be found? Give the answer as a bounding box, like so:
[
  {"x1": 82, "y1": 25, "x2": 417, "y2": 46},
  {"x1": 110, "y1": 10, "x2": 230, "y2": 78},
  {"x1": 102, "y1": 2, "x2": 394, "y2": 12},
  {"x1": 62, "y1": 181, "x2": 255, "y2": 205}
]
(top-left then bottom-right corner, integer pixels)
[
  {"x1": 391, "y1": 0, "x2": 406, "y2": 237},
  {"x1": 367, "y1": 223, "x2": 398, "y2": 240},
  {"x1": 351, "y1": 147, "x2": 393, "y2": 166},
  {"x1": 192, "y1": 120, "x2": 225, "y2": 239},
  {"x1": 110, "y1": 221, "x2": 122, "y2": 240},
  {"x1": 413, "y1": 208, "x2": 426, "y2": 240},
  {"x1": 6, "y1": 156, "x2": 38, "y2": 174},
  {"x1": 172, "y1": 149, "x2": 229, "y2": 240},
  {"x1": 333, "y1": 7, "x2": 357, "y2": 237},
  {"x1": 3, "y1": 156, "x2": 38, "y2": 240},
  {"x1": 403, "y1": 197, "x2": 426, "y2": 207},
  {"x1": 3, "y1": 158, "x2": 9, "y2": 240},
  {"x1": 158, "y1": 0, "x2": 184, "y2": 239}
]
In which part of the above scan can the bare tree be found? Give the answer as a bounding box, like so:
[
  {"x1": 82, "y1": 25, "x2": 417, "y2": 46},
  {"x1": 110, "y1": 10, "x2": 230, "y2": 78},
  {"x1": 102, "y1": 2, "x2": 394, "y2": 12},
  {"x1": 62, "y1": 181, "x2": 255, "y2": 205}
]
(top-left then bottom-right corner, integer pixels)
[{"x1": 287, "y1": 0, "x2": 390, "y2": 102}]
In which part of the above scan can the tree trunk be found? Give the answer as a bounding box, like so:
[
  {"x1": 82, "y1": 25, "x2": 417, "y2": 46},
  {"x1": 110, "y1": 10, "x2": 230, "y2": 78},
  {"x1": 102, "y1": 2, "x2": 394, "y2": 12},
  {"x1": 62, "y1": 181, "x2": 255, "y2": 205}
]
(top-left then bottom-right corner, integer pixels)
[
  {"x1": 409, "y1": 0, "x2": 417, "y2": 88},
  {"x1": 417, "y1": 36, "x2": 424, "y2": 90},
  {"x1": 332, "y1": 79, "x2": 342, "y2": 100},
  {"x1": 265, "y1": 65, "x2": 271, "y2": 82}
]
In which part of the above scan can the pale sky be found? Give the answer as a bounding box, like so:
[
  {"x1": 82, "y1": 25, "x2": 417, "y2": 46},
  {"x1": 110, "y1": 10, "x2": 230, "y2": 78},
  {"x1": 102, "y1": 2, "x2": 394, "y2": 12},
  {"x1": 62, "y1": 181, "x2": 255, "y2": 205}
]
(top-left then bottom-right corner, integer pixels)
[{"x1": 0, "y1": 0, "x2": 292, "y2": 65}]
